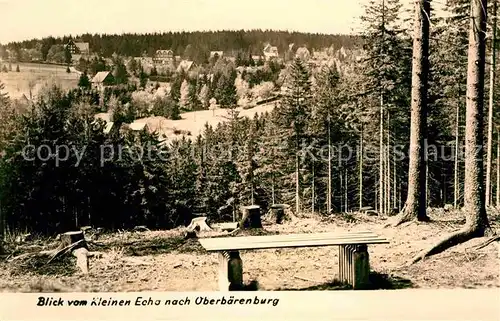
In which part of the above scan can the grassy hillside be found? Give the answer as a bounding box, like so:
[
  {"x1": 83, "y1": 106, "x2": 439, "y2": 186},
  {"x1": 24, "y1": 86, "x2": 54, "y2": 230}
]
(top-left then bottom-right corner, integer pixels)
[{"x1": 0, "y1": 62, "x2": 79, "y2": 99}]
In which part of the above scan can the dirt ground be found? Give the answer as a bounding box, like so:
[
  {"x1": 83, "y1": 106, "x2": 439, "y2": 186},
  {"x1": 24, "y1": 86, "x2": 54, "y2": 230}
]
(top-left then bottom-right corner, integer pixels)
[{"x1": 0, "y1": 209, "x2": 498, "y2": 293}]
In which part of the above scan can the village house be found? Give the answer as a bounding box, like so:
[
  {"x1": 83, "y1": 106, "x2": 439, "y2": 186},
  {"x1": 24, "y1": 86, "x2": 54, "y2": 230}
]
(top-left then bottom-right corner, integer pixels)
[
  {"x1": 128, "y1": 122, "x2": 150, "y2": 132},
  {"x1": 176, "y1": 60, "x2": 196, "y2": 73},
  {"x1": 93, "y1": 113, "x2": 117, "y2": 135},
  {"x1": 153, "y1": 49, "x2": 174, "y2": 65},
  {"x1": 263, "y1": 44, "x2": 279, "y2": 61},
  {"x1": 119, "y1": 121, "x2": 151, "y2": 139},
  {"x1": 91, "y1": 71, "x2": 115, "y2": 91},
  {"x1": 66, "y1": 40, "x2": 90, "y2": 62},
  {"x1": 132, "y1": 56, "x2": 154, "y2": 68}
]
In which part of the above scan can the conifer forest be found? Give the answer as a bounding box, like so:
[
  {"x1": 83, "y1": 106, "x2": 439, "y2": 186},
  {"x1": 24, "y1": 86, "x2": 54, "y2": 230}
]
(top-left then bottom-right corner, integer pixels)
[{"x1": 0, "y1": 0, "x2": 498, "y2": 294}]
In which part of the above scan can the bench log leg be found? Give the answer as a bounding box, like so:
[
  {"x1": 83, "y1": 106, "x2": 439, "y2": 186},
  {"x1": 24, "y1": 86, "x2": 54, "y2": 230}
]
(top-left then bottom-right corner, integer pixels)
[
  {"x1": 338, "y1": 244, "x2": 371, "y2": 289},
  {"x1": 338, "y1": 246, "x2": 344, "y2": 282},
  {"x1": 218, "y1": 251, "x2": 243, "y2": 291},
  {"x1": 347, "y1": 245, "x2": 353, "y2": 285},
  {"x1": 352, "y1": 245, "x2": 370, "y2": 289},
  {"x1": 338, "y1": 245, "x2": 349, "y2": 283}
]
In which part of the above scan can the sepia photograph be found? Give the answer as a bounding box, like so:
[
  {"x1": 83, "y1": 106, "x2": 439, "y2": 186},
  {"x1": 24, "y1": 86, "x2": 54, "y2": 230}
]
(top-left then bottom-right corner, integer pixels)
[{"x1": 0, "y1": 0, "x2": 498, "y2": 304}]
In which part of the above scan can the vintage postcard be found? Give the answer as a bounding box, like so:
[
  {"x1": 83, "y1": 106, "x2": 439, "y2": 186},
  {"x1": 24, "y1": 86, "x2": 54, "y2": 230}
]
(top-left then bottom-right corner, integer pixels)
[{"x1": 0, "y1": 0, "x2": 498, "y2": 320}]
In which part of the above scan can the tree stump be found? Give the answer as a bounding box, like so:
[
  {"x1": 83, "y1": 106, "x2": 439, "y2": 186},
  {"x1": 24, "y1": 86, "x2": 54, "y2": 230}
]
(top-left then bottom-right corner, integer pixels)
[
  {"x1": 270, "y1": 204, "x2": 286, "y2": 224},
  {"x1": 240, "y1": 205, "x2": 262, "y2": 229},
  {"x1": 60, "y1": 231, "x2": 86, "y2": 247},
  {"x1": 80, "y1": 226, "x2": 93, "y2": 233},
  {"x1": 186, "y1": 217, "x2": 212, "y2": 232},
  {"x1": 57, "y1": 231, "x2": 90, "y2": 274},
  {"x1": 184, "y1": 217, "x2": 212, "y2": 239}
]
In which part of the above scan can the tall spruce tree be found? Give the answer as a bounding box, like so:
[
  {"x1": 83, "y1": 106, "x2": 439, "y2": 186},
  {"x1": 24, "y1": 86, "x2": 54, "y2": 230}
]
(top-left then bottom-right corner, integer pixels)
[
  {"x1": 394, "y1": 0, "x2": 431, "y2": 225},
  {"x1": 278, "y1": 58, "x2": 313, "y2": 214},
  {"x1": 412, "y1": 0, "x2": 493, "y2": 263},
  {"x1": 359, "y1": 0, "x2": 412, "y2": 215}
]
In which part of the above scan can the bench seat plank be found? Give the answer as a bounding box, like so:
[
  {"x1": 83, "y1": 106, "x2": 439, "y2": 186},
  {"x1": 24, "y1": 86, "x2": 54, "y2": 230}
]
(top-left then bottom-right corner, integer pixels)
[
  {"x1": 202, "y1": 231, "x2": 378, "y2": 245},
  {"x1": 199, "y1": 232, "x2": 388, "y2": 251}
]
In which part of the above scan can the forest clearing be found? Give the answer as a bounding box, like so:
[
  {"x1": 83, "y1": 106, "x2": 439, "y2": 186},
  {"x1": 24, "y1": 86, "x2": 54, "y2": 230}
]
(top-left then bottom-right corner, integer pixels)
[
  {"x1": 0, "y1": 208, "x2": 498, "y2": 293},
  {"x1": 0, "y1": 62, "x2": 79, "y2": 99}
]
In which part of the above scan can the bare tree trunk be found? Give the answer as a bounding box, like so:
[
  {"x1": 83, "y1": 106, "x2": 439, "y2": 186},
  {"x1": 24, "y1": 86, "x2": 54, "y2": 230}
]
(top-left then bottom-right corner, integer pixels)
[
  {"x1": 413, "y1": 0, "x2": 492, "y2": 263},
  {"x1": 327, "y1": 116, "x2": 332, "y2": 213},
  {"x1": 340, "y1": 168, "x2": 344, "y2": 212},
  {"x1": 454, "y1": 102, "x2": 460, "y2": 208},
  {"x1": 486, "y1": 0, "x2": 497, "y2": 207},
  {"x1": 379, "y1": 0, "x2": 386, "y2": 216},
  {"x1": 497, "y1": 127, "x2": 500, "y2": 207},
  {"x1": 271, "y1": 174, "x2": 275, "y2": 205},
  {"x1": 312, "y1": 160, "x2": 315, "y2": 213},
  {"x1": 386, "y1": 112, "x2": 391, "y2": 212},
  {"x1": 379, "y1": 95, "x2": 385, "y2": 215},
  {"x1": 345, "y1": 169, "x2": 348, "y2": 212},
  {"x1": 295, "y1": 153, "x2": 301, "y2": 214},
  {"x1": 359, "y1": 123, "x2": 364, "y2": 209},
  {"x1": 394, "y1": 0, "x2": 431, "y2": 226},
  {"x1": 393, "y1": 144, "x2": 397, "y2": 208},
  {"x1": 426, "y1": 161, "x2": 429, "y2": 208},
  {"x1": 398, "y1": 182, "x2": 402, "y2": 211},
  {"x1": 0, "y1": 200, "x2": 4, "y2": 254}
]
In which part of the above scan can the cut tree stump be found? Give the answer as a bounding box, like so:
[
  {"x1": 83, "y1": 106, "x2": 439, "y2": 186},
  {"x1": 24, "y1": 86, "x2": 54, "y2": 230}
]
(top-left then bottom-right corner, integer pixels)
[
  {"x1": 184, "y1": 217, "x2": 212, "y2": 239},
  {"x1": 186, "y1": 217, "x2": 212, "y2": 232},
  {"x1": 80, "y1": 226, "x2": 93, "y2": 233},
  {"x1": 240, "y1": 205, "x2": 262, "y2": 229},
  {"x1": 55, "y1": 231, "x2": 91, "y2": 274},
  {"x1": 270, "y1": 204, "x2": 286, "y2": 224},
  {"x1": 60, "y1": 231, "x2": 85, "y2": 247}
]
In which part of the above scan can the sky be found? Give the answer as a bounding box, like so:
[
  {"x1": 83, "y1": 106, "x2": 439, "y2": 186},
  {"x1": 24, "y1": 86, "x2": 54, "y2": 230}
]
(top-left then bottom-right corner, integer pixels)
[
  {"x1": 0, "y1": 0, "x2": 370, "y2": 44},
  {"x1": 0, "y1": 0, "x2": 446, "y2": 44}
]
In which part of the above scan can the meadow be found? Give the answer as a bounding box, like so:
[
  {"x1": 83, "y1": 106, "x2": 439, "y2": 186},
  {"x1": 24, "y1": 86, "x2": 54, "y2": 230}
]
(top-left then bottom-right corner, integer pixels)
[{"x1": 0, "y1": 62, "x2": 80, "y2": 99}]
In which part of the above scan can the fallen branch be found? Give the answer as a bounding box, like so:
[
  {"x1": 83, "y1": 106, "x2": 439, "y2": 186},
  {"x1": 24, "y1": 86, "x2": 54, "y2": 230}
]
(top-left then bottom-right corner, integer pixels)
[
  {"x1": 470, "y1": 234, "x2": 500, "y2": 251},
  {"x1": 7, "y1": 252, "x2": 36, "y2": 263},
  {"x1": 410, "y1": 225, "x2": 488, "y2": 264},
  {"x1": 85, "y1": 239, "x2": 105, "y2": 246},
  {"x1": 46, "y1": 239, "x2": 85, "y2": 264},
  {"x1": 227, "y1": 227, "x2": 240, "y2": 236}
]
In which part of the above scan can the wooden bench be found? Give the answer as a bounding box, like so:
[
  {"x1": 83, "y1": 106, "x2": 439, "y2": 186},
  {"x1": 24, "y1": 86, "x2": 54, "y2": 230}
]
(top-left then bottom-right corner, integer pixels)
[{"x1": 198, "y1": 231, "x2": 389, "y2": 291}]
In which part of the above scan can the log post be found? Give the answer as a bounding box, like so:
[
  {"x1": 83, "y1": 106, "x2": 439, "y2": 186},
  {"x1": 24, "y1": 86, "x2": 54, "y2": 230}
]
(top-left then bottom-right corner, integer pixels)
[
  {"x1": 352, "y1": 244, "x2": 370, "y2": 289},
  {"x1": 338, "y1": 245, "x2": 348, "y2": 283},
  {"x1": 218, "y1": 251, "x2": 243, "y2": 291},
  {"x1": 239, "y1": 205, "x2": 262, "y2": 229}
]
